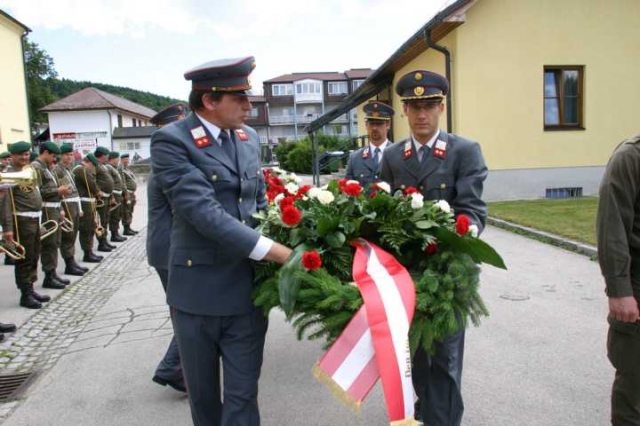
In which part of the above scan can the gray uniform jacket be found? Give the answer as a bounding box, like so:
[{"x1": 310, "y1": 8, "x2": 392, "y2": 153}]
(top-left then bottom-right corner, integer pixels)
[
  {"x1": 380, "y1": 131, "x2": 488, "y2": 232},
  {"x1": 150, "y1": 113, "x2": 267, "y2": 316},
  {"x1": 146, "y1": 171, "x2": 171, "y2": 270},
  {"x1": 345, "y1": 144, "x2": 386, "y2": 188}
]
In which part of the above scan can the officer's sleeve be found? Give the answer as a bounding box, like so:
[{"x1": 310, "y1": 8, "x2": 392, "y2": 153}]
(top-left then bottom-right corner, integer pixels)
[
  {"x1": 451, "y1": 142, "x2": 488, "y2": 233},
  {"x1": 151, "y1": 129, "x2": 261, "y2": 258},
  {"x1": 597, "y1": 147, "x2": 639, "y2": 298},
  {"x1": 345, "y1": 152, "x2": 355, "y2": 180}
]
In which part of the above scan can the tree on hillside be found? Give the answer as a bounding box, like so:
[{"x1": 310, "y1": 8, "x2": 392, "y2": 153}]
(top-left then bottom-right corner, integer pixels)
[{"x1": 23, "y1": 39, "x2": 58, "y2": 132}]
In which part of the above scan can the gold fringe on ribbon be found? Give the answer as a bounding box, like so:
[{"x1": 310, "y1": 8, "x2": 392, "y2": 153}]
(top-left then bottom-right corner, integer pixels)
[
  {"x1": 312, "y1": 363, "x2": 363, "y2": 412},
  {"x1": 390, "y1": 418, "x2": 420, "y2": 426}
]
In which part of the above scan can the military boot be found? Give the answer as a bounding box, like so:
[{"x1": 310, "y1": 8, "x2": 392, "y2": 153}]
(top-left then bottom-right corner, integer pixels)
[
  {"x1": 110, "y1": 232, "x2": 127, "y2": 242},
  {"x1": 71, "y1": 258, "x2": 89, "y2": 273},
  {"x1": 52, "y1": 270, "x2": 71, "y2": 285},
  {"x1": 123, "y1": 225, "x2": 138, "y2": 236},
  {"x1": 64, "y1": 258, "x2": 85, "y2": 276},
  {"x1": 83, "y1": 251, "x2": 103, "y2": 263},
  {"x1": 32, "y1": 289, "x2": 51, "y2": 303},
  {"x1": 43, "y1": 271, "x2": 66, "y2": 290},
  {"x1": 97, "y1": 238, "x2": 113, "y2": 252},
  {"x1": 19, "y1": 287, "x2": 42, "y2": 309}
]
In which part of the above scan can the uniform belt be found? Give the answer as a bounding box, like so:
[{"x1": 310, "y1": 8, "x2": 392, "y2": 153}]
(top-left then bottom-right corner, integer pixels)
[
  {"x1": 101, "y1": 193, "x2": 111, "y2": 198},
  {"x1": 80, "y1": 197, "x2": 95, "y2": 202},
  {"x1": 112, "y1": 190, "x2": 123, "y2": 195},
  {"x1": 64, "y1": 197, "x2": 80, "y2": 203},
  {"x1": 42, "y1": 202, "x2": 61, "y2": 208},
  {"x1": 15, "y1": 211, "x2": 42, "y2": 218}
]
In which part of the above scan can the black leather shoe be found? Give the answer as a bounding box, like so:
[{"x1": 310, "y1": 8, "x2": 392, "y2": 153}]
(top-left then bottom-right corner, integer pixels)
[
  {"x1": 97, "y1": 241, "x2": 112, "y2": 252},
  {"x1": 72, "y1": 259, "x2": 89, "y2": 272},
  {"x1": 64, "y1": 263, "x2": 85, "y2": 276},
  {"x1": 20, "y1": 292, "x2": 42, "y2": 309},
  {"x1": 83, "y1": 251, "x2": 103, "y2": 263},
  {"x1": 43, "y1": 272, "x2": 66, "y2": 290},
  {"x1": 123, "y1": 226, "x2": 138, "y2": 236},
  {"x1": 0, "y1": 323, "x2": 16, "y2": 333},
  {"x1": 52, "y1": 271, "x2": 71, "y2": 285},
  {"x1": 152, "y1": 375, "x2": 187, "y2": 393},
  {"x1": 31, "y1": 290, "x2": 51, "y2": 303}
]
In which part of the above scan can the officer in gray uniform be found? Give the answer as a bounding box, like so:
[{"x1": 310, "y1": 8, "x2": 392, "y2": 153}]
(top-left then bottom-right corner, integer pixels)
[
  {"x1": 151, "y1": 57, "x2": 292, "y2": 426},
  {"x1": 596, "y1": 134, "x2": 640, "y2": 425},
  {"x1": 147, "y1": 102, "x2": 188, "y2": 393},
  {"x1": 380, "y1": 70, "x2": 487, "y2": 426},
  {"x1": 345, "y1": 100, "x2": 394, "y2": 188}
]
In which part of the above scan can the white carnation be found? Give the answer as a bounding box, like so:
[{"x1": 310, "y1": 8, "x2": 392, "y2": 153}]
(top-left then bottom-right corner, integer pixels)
[
  {"x1": 287, "y1": 173, "x2": 302, "y2": 184},
  {"x1": 307, "y1": 187, "x2": 322, "y2": 199},
  {"x1": 317, "y1": 190, "x2": 335, "y2": 205},
  {"x1": 435, "y1": 200, "x2": 451, "y2": 213},
  {"x1": 375, "y1": 181, "x2": 391, "y2": 193},
  {"x1": 410, "y1": 193, "x2": 424, "y2": 209},
  {"x1": 469, "y1": 224, "x2": 479, "y2": 238},
  {"x1": 346, "y1": 180, "x2": 360, "y2": 185},
  {"x1": 285, "y1": 182, "x2": 299, "y2": 195},
  {"x1": 271, "y1": 166, "x2": 284, "y2": 174},
  {"x1": 274, "y1": 193, "x2": 285, "y2": 204}
]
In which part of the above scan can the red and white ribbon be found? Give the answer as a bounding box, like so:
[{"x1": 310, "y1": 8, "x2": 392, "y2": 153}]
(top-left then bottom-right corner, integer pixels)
[{"x1": 313, "y1": 240, "x2": 416, "y2": 425}]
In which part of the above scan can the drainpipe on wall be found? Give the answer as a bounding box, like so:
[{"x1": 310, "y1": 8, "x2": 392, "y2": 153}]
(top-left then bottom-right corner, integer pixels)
[
  {"x1": 20, "y1": 31, "x2": 33, "y2": 142},
  {"x1": 107, "y1": 110, "x2": 114, "y2": 150},
  {"x1": 424, "y1": 28, "x2": 452, "y2": 133}
]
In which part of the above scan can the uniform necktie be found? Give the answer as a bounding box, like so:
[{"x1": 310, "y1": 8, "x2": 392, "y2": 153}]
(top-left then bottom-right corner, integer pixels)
[
  {"x1": 373, "y1": 147, "x2": 381, "y2": 168},
  {"x1": 419, "y1": 145, "x2": 430, "y2": 163},
  {"x1": 219, "y1": 130, "x2": 237, "y2": 164}
]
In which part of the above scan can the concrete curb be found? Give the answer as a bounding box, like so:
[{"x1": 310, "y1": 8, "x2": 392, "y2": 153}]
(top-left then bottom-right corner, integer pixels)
[{"x1": 487, "y1": 216, "x2": 598, "y2": 259}]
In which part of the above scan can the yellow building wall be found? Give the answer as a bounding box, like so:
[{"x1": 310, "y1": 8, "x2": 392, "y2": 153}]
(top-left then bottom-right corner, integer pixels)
[
  {"x1": 0, "y1": 15, "x2": 30, "y2": 147},
  {"x1": 365, "y1": 0, "x2": 640, "y2": 170}
]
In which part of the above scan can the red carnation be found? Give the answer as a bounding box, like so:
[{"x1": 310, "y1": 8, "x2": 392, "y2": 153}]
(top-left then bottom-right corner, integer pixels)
[
  {"x1": 281, "y1": 205, "x2": 302, "y2": 226},
  {"x1": 342, "y1": 182, "x2": 362, "y2": 197},
  {"x1": 456, "y1": 214, "x2": 471, "y2": 235},
  {"x1": 338, "y1": 179, "x2": 348, "y2": 189},
  {"x1": 301, "y1": 250, "x2": 322, "y2": 271},
  {"x1": 296, "y1": 184, "x2": 312, "y2": 199},
  {"x1": 279, "y1": 196, "x2": 295, "y2": 209},
  {"x1": 425, "y1": 242, "x2": 438, "y2": 254},
  {"x1": 403, "y1": 187, "x2": 419, "y2": 195}
]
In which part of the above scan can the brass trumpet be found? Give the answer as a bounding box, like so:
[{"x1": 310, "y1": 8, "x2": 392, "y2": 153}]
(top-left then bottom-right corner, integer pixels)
[
  {"x1": 94, "y1": 208, "x2": 105, "y2": 238},
  {"x1": 40, "y1": 220, "x2": 59, "y2": 241},
  {"x1": 60, "y1": 216, "x2": 74, "y2": 233},
  {"x1": 95, "y1": 198, "x2": 105, "y2": 208},
  {"x1": 0, "y1": 166, "x2": 37, "y2": 192},
  {"x1": 108, "y1": 201, "x2": 121, "y2": 212},
  {"x1": 0, "y1": 238, "x2": 26, "y2": 260}
]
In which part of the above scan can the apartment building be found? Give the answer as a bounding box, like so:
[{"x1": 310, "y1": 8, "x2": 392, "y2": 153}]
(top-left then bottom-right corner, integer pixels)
[{"x1": 263, "y1": 69, "x2": 372, "y2": 142}]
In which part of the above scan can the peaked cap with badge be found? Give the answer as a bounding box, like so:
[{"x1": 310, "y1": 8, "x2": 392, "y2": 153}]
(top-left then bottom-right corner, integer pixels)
[
  {"x1": 363, "y1": 100, "x2": 395, "y2": 121},
  {"x1": 8, "y1": 141, "x2": 31, "y2": 154},
  {"x1": 39, "y1": 141, "x2": 61, "y2": 155},
  {"x1": 59, "y1": 143, "x2": 74, "y2": 154},
  {"x1": 150, "y1": 102, "x2": 189, "y2": 127},
  {"x1": 184, "y1": 56, "x2": 255, "y2": 94},
  {"x1": 396, "y1": 70, "x2": 449, "y2": 102}
]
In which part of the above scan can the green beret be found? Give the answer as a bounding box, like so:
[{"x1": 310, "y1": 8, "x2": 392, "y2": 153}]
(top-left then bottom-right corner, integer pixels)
[
  {"x1": 85, "y1": 153, "x2": 99, "y2": 167},
  {"x1": 40, "y1": 141, "x2": 61, "y2": 155},
  {"x1": 0, "y1": 151, "x2": 10, "y2": 159},
  {"x1": 95, "y1": 146, "x2": 110, "y2": 157},
  {"x1": 8, "y1": 141, "x2": 31, "y2": 154},
  {"x1": 29, "y1": 152, "x2": 38, "y2": 162},
  {"x1": 120, "y1": 153, "x2": 130, "y2": 159},
  {"x1": 60, "y1": 143, "x2": 74, "y2": 154},
  {"x1": 108, "y1": 151, "x2": 120, "y2": 159}
]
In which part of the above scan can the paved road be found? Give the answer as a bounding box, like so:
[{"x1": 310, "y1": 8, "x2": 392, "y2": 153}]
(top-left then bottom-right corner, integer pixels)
[{"x1": 0, "y1": 182, "x2": 613, "y2": 425}]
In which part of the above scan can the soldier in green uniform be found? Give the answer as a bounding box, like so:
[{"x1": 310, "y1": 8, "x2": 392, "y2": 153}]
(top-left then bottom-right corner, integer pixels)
[
  {"x1": 106, "y1": 151, "x2": 127, "y2": 242},
  {"x1": 73, "y1": 154, "x2": 103, "y2": 263},
  {"x1": 119, "y1": 153, "x2": 138, "y2": 235},
  {"x1": 32, "y1": 141, "x2": 70, "y2": 289},
  {"x1": 0, "y1": 141, "x2": 51, "y2": 309},
  {"x1": 54, "y1": 143, "x2": 88, "y2": 276},
  {"x1": 596, "y1": 133, "x2": 640, "y2": 426},
  {"x1": 94, "y1": 147, "x2": 116, "y2": 251},
  {"x1": 0, "y1": 151, "x2": 10, "y2": 170}
]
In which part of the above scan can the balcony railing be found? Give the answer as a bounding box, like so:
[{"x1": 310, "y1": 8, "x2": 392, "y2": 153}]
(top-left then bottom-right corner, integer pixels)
[{"x1": 269, "y1": 114, "x2": 321, "y2": 125}]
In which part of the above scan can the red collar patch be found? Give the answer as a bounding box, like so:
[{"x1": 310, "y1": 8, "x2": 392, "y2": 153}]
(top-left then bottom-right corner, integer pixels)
[
  {"x1": 433, "y1": 139, "x2": 447, "y2": 159},
  {"x1": 403, "y1": 140, "x2": 412, "y2": 160},
  {"x1": 190, "y1": 126, "x2": 211, "y2": 149},
  {"x1": 362, "y1": 147, "x2": 370, "y2": 159},
  {"x1": 236, "y1": 129, "x2": 249, "y2": 141}
]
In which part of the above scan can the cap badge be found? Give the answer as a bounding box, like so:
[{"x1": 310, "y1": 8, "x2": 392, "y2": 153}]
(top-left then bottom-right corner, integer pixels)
[
  {"x1": 414, "y1": 72, "x2": 423, "y2": 81},
  {"x1": 403, "y1": 140, "x2": 412, "y2": 160},
  {"x1": 236, "y1": 129, "x2": 249, "y2": 141},
  {"x1": 414, "y1": 86, "x2": 425, "y2": 96},
  {"x1": 372, "y1": 112, "x2": 380, "y2": 117},
  {"x1": 190, "y1": 126, "x2": 211, "y2": 149},
  {"x1": 373, "y1": 103, "x2": 378, "y2": 109}
]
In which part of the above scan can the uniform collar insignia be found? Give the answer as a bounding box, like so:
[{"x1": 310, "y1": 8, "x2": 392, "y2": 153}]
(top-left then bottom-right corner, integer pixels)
[
  {"x1": 433, "y1": 138, "x2": 447, "y2": 159},
  {"x1": 403, "y1": 140, "x2": 412, "y2": 160},
  {"x1": 190, "y1": 126, "x2": 211, "y2": 148},
  {"x1": 362, "y1": 147, "x2": 370, "y2": 159},
  {"x1": 235, "y1": 129, "x2": 249, "y2": 141}
]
